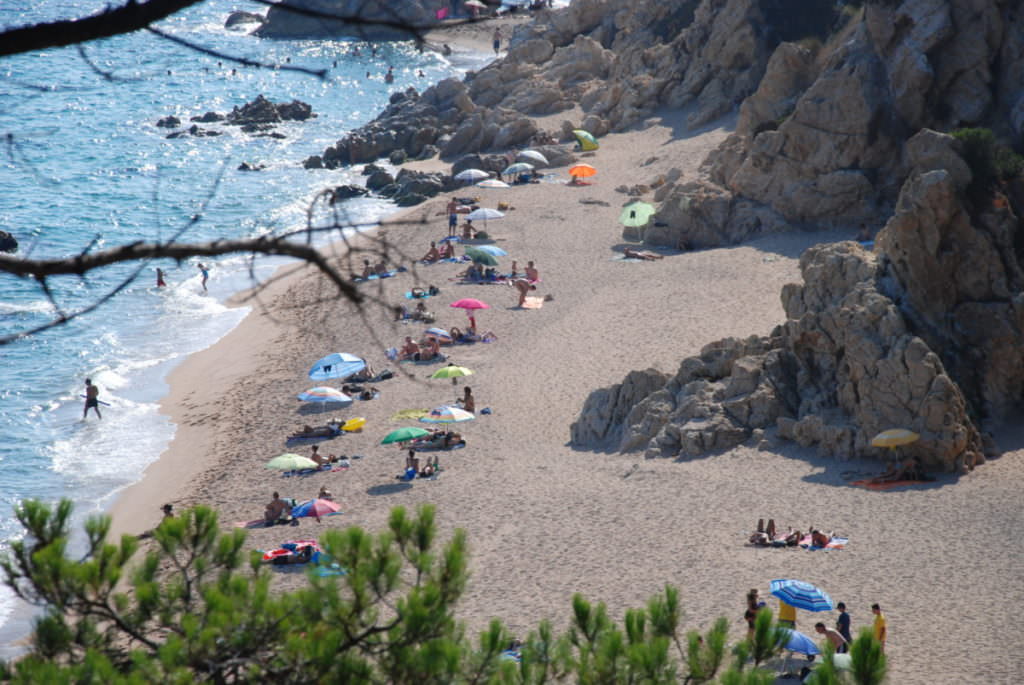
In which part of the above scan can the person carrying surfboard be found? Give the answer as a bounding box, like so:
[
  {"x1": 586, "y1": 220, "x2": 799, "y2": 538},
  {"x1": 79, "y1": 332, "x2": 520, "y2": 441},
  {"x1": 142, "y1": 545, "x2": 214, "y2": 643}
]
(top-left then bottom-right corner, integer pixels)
[{"x1": 83, "y1": 378, "x2": 102, "y2": 420}]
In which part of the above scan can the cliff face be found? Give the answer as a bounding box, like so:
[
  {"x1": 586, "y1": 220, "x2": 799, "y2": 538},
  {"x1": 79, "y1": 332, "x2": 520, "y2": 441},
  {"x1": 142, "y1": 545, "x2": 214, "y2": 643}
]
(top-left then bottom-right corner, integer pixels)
[{"x1": 256, "y1": 0, "x2": 442, "y2": 40}]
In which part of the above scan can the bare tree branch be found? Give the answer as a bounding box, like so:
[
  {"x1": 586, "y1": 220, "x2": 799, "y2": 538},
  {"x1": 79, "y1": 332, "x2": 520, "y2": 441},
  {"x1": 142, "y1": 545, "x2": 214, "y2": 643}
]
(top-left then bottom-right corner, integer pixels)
[
  {"x1": 145, "y1": 26, "x2": 327, "y2": 78},
  {"x1": 0, "y1": 0, "x2": 205, "y2": 58}
]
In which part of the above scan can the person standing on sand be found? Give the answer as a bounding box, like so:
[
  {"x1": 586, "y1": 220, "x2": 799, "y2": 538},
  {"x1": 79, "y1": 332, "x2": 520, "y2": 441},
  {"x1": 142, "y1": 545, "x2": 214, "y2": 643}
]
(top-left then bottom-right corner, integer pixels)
[
  {"x1": 197, "y1": 263, "x2": 209, "y2": 292},
  {"x1": 814, "y1": 622, "x2": 847, "y2": 651},
  {"x1": 83, "y1": 378, "x2": 102, "y2": 420},
  {"x1": 493, "y1": 27, "x2": 502, "y2": 55},
  {"x1": 447, "y1": 197, "x2": 459, "y2": 237},
  {"x1": 835, "y1": 602, "x2": 852, "y2": 652},
  {"x1": 525, "y1": 260, "x2": 539, "y2": 281},
  {"x1": 871, "y1": 603, "x2": 887, "y2": 652}
]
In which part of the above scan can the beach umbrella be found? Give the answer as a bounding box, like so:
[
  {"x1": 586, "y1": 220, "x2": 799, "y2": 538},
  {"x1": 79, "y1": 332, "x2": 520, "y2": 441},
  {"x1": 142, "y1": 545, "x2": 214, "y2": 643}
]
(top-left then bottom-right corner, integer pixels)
[
  {"x1": 291, "y1": 498, "x2": 342, "y2": 521},
  {"x1": 769, "y1": 579, "x2": 834, "y2": 612},
  {"x1": 517, "y1": 150, "x2": 548, "y2": 166},
  {"x1": 870, "y1": 428, "x2": 919, "y2": 448},
  {"x1": 780, "y1": 628, "x2": 820, "y2": 656},
  {"x1": 569, "y1": 163, "x2": 597, "y2": 179},
  {"x1": 472, "y1": 245, "x2": 508, "y2": 257},
  {"x1": 309, "y1": 352, "x2": 366, "y2": 381},
  {"x1": 266, "y1": 453, "x2": 319, "y2": 471},
  {"x1": 477, "y1": 179, "x2": 510, "y2": 188},
  {"x1": 454, "y1": 168, "x2": 489, "y2": 183},
  {"x1": 572, "y1": 129, "x2": 599, "y2": 151},
  {"x1": 420, "y1": 405, "x2": 475, "y2": 424},
  {"x1": 424, "y1": 327, "x2": 453, "y2": 343},
  {"x1": 504, "y1": 162, "x2": 534, "y2": 176},
  {"x1": 450, "y1": 298, "x2": 490, "y2": 311},
  {"x1": 465, "y1": 207, "x2": 504, "y2": 222},
  {"x1": 619, "y1": 201, "x2": 656, "y2": 227},
  {"x1": 382, "y1": 426, "x2": 431, "y2": 444},
  {"x1": 464, "y1": 247, "x2": 498, "y2": 266},
  {"x1": 464, "y1": 0, "x2": 486, "y2": 7},
  {"x1": 431, "y1": 365, "x2": 474, "y2": 381},
  {"x1": 297, "y1": 387, "x2": 353, "y2": 405}
]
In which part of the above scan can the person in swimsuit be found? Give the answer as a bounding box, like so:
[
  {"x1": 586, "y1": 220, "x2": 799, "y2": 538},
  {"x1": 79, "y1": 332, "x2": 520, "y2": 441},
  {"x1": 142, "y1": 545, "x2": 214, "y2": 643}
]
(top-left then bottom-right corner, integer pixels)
[
  {"x1": 441, "y1": 240, "x2": 455, "y2": 259},
  {"x1": 83, "y1": 378, "x2": 102, "y2": 420},
  {"x1": 511, "y1": 278, "x2": 536, "y2": 306},
  {"x1": 447, "y1": 198, "x2": 459, "y2": 237},
  {"x1": 197, "y1": 263, "x2": 209, "y2": 292},
  {"x1": 421, "y1": 241, "x2": 441, "y2": 262},
  {"x1": 458, "y1": 386, "x2": 475, "y2": 413},
  {"x1": 156, "y1": 268, "x2": 166, "y2": 287}
]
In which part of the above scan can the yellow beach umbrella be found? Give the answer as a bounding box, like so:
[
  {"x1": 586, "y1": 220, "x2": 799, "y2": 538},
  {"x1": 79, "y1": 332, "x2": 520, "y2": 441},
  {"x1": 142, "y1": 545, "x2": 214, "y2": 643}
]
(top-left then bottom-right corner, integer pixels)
[{"x1": 870, "y1": 429, "x2": 919, "y2": 448}]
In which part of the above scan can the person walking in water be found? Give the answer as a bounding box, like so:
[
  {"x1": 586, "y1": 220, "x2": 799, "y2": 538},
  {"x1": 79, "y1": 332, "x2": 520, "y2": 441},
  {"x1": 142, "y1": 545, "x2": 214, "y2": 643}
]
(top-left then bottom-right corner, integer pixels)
[
  {"x1": 156, "y1": 268, "x2": 166, "y2": 287},
  {"x1": 197, "y1": 263, "x2": 209, "y2": 292},
  {"x1": 83, "y1": 378, "x2": 102, "y2": 420}
]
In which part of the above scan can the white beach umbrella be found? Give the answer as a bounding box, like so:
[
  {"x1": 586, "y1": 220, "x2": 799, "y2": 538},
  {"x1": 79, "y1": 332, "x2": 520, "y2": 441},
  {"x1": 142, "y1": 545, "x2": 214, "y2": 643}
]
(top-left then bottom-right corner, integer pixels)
[
  {"x1": 517, "y1": 150, "x2": 548, "y2": 166},
  {"x1": 477, "y1": 178, "x2": 510, "y2": 188},
  {"x1": 454, "y1": 168, "x2": 490, "y2": 183},
  {"x1": 465, "y1": 208, "x2": 504, "y2": 221}
]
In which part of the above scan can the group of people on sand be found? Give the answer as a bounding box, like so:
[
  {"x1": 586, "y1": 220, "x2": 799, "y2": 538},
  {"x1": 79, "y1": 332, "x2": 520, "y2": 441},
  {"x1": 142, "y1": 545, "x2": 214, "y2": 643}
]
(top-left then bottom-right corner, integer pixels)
[
  {"x1": 399, "y1": 335, "x2": 443, "y2": 362},
  {"x1": 421, "y1": 240, "x2": 456, "y2": 263},
  {"x1": 867, "y1": 455, "x2": 930, "y2": 484},
  {"x1": 748, "y1": 518, "x2": 836, "y2": 548},
  {"x1": 404, "y1": 449, "x2": 440, "y2": 478},
  {"x1": 353, "y1": 257, "x2": 390, "y2": 280}
]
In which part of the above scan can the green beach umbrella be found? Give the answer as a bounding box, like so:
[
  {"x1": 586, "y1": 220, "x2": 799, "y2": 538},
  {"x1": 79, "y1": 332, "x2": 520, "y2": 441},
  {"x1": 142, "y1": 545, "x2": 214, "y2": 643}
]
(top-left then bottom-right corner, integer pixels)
[
  {"x1": 572, "y1": 129, "x2": 599, "y2": 151},
  {"x1": 619, "y1": 201, "x2": 656, "y2": 228},
  {"x1": 266, "y1": 453, "x2": 319, "y2": 471},
  {"x1": 381, "y1": 426, "x2": 431, "y2": 445},
  {"x1": 465, "y1": 247, "x2": 498, "y2": 266},
  {"x1": 430, "y1": 365, "x2": 474, "y2": 380}
]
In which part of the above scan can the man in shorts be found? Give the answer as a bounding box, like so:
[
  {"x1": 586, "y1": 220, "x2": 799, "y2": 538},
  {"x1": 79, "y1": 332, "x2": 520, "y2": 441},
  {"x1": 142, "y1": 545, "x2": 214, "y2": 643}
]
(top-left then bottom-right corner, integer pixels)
[
  {"x1": 447, "y1": 197, "x2": 459, "y2": 237},
  {"x1": 83, "y1": 378, "x2": 102, "y2": 420}
]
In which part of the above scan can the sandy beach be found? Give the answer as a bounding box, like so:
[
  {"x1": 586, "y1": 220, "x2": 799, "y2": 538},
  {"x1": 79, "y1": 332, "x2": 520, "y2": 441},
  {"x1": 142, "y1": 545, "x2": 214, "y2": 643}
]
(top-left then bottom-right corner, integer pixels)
[{"x1": 107, "y1": 25, "x2": 1024, "y2": 684}]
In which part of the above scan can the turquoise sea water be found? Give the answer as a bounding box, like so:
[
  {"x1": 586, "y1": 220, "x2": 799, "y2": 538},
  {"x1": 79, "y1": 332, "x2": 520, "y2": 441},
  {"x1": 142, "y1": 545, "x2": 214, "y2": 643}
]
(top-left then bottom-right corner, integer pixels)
[{"x1": 0, "y1": 0, "x2": 504, "y2": 650}]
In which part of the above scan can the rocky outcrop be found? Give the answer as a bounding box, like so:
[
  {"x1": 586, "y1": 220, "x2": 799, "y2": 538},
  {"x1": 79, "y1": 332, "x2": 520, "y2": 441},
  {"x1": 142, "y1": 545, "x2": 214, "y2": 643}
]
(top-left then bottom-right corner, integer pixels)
[
  {"x1": 256, "y1": 0, "x2": 440, "y2": 40},
  {"x1": 225, "y1": 10, "x2": 264, "y2": 29},
  {"x1": 0, "y1": 230, "x2": 18, "y2": 253},
  {"x1": 572, "y1": 238, "x2": 984, "y2": 472},
  {"x1": 226, "y1": 95, "x2": 315, "y2": 125}
]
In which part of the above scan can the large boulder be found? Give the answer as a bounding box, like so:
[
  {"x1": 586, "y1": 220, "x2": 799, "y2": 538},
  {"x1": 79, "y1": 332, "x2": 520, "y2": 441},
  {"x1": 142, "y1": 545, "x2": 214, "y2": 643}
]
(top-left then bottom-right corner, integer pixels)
[{"x1": 256, "y1": 0, "x2": 439, "y2": 39}]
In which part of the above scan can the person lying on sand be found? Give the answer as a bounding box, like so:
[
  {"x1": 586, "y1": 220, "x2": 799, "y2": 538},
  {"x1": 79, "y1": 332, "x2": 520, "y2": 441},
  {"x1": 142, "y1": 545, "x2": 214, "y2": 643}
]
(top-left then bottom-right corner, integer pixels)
[
  {"x1": 310, "y1": 445, "x2": 337, "y2": 466},
  {"x1": 421, "y1": 241, "x2": 441, "y2": 263},
  {"x1": 458, "y1": 264, "x2": 482, "y2": 281},
  {"x1": 810, "y1": 530, "x2": 832, "y2": 547},
  {"x1": 289, "y1": 424, "x2": 341, "y2": 439},
  {"x1": 624, "y1": 247, "x2": 664, "y2": 260},
  {"x1": 868, "y1": 456, "x2": 930, "y2": 484}
]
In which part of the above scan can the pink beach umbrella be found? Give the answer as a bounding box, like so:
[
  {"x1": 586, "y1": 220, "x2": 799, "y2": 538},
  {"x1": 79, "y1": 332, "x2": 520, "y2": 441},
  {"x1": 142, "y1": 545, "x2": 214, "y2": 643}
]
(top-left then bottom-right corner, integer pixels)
[{"x1": 450, "y1": 298, "x2": 490, "y2": 330}]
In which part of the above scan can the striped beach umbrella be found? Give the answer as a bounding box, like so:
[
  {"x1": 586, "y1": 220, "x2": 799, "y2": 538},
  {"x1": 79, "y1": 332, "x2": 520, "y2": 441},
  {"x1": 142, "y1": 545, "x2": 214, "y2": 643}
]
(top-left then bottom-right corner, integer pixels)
[
  {"x1": 769, "y1": 579, "x2": 834, "y2": 612},
  {"x1": 297, "y1": 387, "x2": 352, "y2": 404},
  {"x1": 424, "y1": 327, "x2": 453, "y2": 343},
  {"x1": 420, "y1": 405, "x2": 475, "y2": 425}
]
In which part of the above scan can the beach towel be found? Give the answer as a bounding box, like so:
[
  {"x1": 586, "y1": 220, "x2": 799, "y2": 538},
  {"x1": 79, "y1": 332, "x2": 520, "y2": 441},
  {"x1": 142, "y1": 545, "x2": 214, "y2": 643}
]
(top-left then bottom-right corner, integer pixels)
[
  {"x1": 799, "y1": 536, "x2": 848, "y2": 550},
  {"x1": 410, "y1": 441, "x2": 466, "y2": 453},
  {"x1": 405, "y1": 291, "x2": 432, "y2": 299},
  {"x1": 521, "y1": 296, "x2": 544, "y2": 309},
  {"x1": 354, "y1": 271, "x2": 397, "y2": 283},
  {"x1": 391, "y1": 409, "x2": 430, "y2": 421},
  {"x1": 282, "y1": 465, "x2": 348, "y2": 477},
  {"x1": 851, "y1": 478, "x2": 933, "y2": 491}
]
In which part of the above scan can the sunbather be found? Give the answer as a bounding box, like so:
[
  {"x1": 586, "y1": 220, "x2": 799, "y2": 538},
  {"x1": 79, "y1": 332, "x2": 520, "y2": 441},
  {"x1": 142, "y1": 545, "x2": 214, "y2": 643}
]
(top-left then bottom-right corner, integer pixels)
[
  {"x1": 457, "y1": 386, "x2": 475, "y2": 414},
  {"x1": 457, "y1": 264, "x2": 482, "y2": 281},
  {"x1": 868, "y1": 456, "x2": 928, "y2": 484},
  {"x1": 441, "y1": 241, "x2": 455, "y2": 259},
  {"x1": 460, "y1": 219, "x2": 476, "y2": 240},
  {"x1": 318, "y1": 485, "x2": 334, "y2": 501},
  {"x1": 289, "y1": 424, "x2": 341, "y2": 440},
  {"x1": 421, "y1": 241, "x2": 441, "y2": 262},
  {"x1": 623, "y1": 247, "x2": 664, "y2": 260},
  {"x1": 810, "y1": 530, "x2": 831, "y2": 547},
  {"x1": 400, "y1": 336, "x2": 420, "y2": 360},
  {"x1": 264, "y1": 492, "x2": 292, "y2": 525},
  {"x1": 374, "y1": 259, "x2": 389, "y2": 275},
  {"x1": 412, "y1": 301, "x2": 434, "y2": 322},
  {"x1": 420, "y1": 337, "x2": 442, "y2": 360}
]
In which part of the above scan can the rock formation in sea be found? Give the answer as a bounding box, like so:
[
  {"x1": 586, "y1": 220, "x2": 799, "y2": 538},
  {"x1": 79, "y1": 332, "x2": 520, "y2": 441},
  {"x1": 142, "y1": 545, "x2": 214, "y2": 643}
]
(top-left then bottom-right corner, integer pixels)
[
  {"x1": 256, "y1": 0, "x2": 442, "y2": 40},
  {"x1": 0, "y1": 230, "x2": 18, "y2": 253}
]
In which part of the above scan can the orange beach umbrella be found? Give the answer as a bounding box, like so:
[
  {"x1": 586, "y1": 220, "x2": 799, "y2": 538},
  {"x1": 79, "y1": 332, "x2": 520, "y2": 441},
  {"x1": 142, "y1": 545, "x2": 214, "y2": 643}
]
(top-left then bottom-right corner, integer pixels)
[{"x1": 568, "y1": 163, "x2": 597, "y2": 179}]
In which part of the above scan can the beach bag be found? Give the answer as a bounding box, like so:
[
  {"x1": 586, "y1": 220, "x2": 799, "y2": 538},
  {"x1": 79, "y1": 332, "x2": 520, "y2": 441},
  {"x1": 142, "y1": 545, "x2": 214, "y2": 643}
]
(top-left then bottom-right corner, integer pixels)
[
  {"x1": 377, "y1": 369, "x2": 394, "y2": 380},
  {"x1": 497, "y1": 201, "x2": 510, "y2": 210}
]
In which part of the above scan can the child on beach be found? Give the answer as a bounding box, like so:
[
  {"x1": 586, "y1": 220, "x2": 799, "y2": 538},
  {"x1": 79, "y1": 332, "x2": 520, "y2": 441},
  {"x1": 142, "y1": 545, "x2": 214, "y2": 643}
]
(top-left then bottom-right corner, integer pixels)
[{"x1": 197, "y1": 263, "x2": 209, "y2": 292}]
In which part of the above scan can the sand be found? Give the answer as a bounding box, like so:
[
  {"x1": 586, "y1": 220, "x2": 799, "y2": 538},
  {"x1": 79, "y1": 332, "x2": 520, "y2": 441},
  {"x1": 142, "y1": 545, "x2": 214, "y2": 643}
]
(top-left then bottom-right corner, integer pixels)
[{"x1": 107, "y1": 45, "x2": 1024, "y2": 685}]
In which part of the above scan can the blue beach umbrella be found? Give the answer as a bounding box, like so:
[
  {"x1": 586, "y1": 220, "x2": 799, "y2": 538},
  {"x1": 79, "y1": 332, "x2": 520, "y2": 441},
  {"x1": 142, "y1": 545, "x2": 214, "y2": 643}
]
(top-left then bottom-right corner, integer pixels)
[
  {"x1": 780, "y1": 628, "x2": 820, "y2": 656},
  {"x1": 769, "y1": 579, "x2": 834, "y2": 612},
  {"x1": 309, "y1": 352, "x2": 366, "y2": 381}
]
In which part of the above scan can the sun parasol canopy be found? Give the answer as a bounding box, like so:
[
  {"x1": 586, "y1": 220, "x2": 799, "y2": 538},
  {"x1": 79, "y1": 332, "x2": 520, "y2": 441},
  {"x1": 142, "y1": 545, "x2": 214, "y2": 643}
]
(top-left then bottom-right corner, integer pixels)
[
  {"x1": 381, "y1": 426, "x2": 431, "y2": 444},
  {"x1": 572, "y1": 129, "x2": 599, "y2": 151},
  {"x1": 504, "y1": 162, "x2": 534, "y2": 176},
  {"x1": 769, "y1": 579, "x2": 834, "y2": 612},
  {"x1": 430, "y1": 365, "x2": 474, "y2": 380},
  {"x1": 297, "y1": 387, "x2": 353, "y2": 404},
  {"x1": 449, "y1": 298, "x2": 490, "y2": 310},
  {"x1": 424, "y1": 327, "x2": 453, "y2": 343},
  {"x1": 471, "y1": 245, "x2": 507, "y2": 257},
  {"x1": 464, "y1": 247, "x2": 498, "y2": 265},
  {"x1": 309, "y1": 353, "x2": 365, "y2": 381},
  {"x1": 291, "y1": 498, "x2": 342, "y2": 520},
  {"x1": 619, "y1": 201, "x2": 656, "y2": 227},
  {"x1": 569, "y1": 163, "x2": 597, "y2": 178},
  {"x1": 420, "y1": 405, "x2": 475, "y2": 424},
  {"x1": 454, "y1": 168, "x2": 489, "y2": 182},
  {"x1": 517, "y1": 150, "x2": 548, "y2": 166},
  {"x1": 465, "y1": 207, "x2": 505, "y2": 221},
  {"x1": 871, "y1": 428, "x2": 919, "y2": 448},
  {"x1": 477, "y1": 178, "x2": 510, "y2": 188},
  {"x1": 266, "y1": 453, "x2": 318, "y2": 471}
]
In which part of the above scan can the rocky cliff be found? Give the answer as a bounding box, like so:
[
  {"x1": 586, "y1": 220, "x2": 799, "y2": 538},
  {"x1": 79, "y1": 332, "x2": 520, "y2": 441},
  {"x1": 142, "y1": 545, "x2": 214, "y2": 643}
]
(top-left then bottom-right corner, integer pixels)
[{"x1": 256, "y1": 0, "x2": 443, "y2": 40}]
